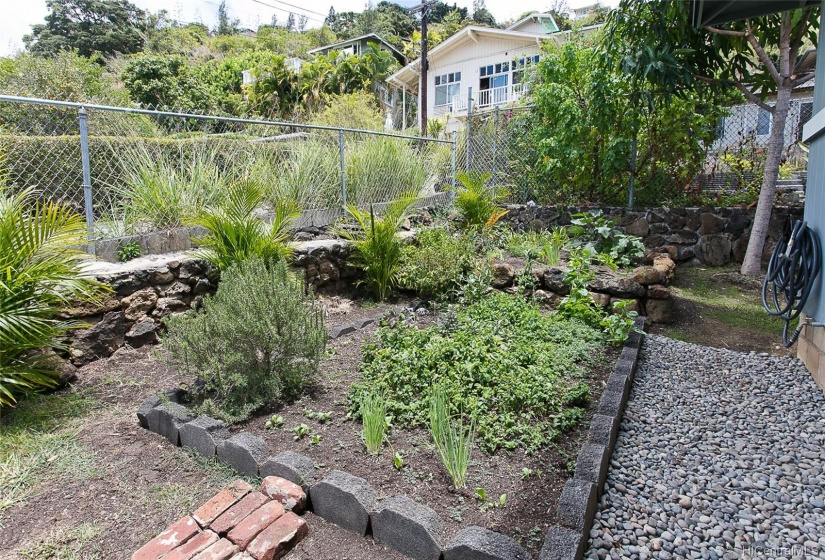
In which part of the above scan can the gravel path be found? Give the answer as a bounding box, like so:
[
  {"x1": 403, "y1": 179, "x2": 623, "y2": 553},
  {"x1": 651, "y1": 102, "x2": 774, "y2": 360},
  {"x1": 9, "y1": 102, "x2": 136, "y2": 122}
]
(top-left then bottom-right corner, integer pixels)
[{"x1": 586, "y1": 334, "x2": 825, "y2": 560}]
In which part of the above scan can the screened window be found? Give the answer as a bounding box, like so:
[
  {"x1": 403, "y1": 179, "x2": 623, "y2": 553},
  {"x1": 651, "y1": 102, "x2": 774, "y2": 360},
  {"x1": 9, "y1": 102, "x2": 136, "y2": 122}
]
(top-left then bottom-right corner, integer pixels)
[
  {"x1": 756, "y1": 108, "x2": 772, "y2": 136},
  {"x1": 434, "y1": 72, "x2": 461, "y2": 106}
]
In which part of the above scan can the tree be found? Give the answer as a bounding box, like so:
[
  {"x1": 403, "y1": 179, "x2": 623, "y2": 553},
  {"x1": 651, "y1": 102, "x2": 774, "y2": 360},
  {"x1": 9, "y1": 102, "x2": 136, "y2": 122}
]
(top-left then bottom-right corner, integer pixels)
[
  {"x1": 472, "y1": 0, "x2": 497, "y2": 27},
  {"x1": 286, "y1": 13, "x2": 296, "y2": 31},
  {"x1": 546, "y1": 0, "x2": 572, "y2": 31},
  {"x1": 429, "y1": 2, "x2": 469, "y2": 23},
  {"x1": 24, "y1": 0, "x2": 146, "y2": 57},
  {"x1": 299, "y1": 15, "x2": 308, "y2": 32},
  {"x1": 217, "y1": 1, "x2": 240, "y2": 35},
  {"x1": 519, "y1": 39, "x2": 730, "y2": 205},
  {"x1": 603, "y1": 0, "x2": 819, "y2": 275}
]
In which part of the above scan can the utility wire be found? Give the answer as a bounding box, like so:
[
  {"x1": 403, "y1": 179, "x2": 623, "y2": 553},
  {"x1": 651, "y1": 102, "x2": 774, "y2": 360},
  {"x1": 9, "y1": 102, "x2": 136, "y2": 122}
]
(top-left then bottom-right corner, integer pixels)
[{"x1": 249, "y1": 0, "x2": 327, "y2": 22}]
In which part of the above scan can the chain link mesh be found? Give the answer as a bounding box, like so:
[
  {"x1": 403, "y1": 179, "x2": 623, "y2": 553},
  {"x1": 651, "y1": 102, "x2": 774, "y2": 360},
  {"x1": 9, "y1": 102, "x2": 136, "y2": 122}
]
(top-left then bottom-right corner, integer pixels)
[{"x1": 0, "y1": 97, "x2": 454, "y2": 246}]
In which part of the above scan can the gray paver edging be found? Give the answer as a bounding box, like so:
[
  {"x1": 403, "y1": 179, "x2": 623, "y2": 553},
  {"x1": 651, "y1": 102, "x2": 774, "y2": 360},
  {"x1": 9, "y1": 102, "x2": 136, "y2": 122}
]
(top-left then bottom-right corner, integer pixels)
[
  {"x1": 541, "y1": 316, "x2": 646, "y2": 560},
  {"x1": 135, "y1": 316, "x2": 646, "y2": 560}
]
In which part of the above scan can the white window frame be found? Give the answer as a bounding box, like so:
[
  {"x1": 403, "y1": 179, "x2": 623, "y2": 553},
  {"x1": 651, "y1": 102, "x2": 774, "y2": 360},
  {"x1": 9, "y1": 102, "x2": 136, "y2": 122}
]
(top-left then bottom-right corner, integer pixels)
[{"x1": 434, "y1": 72, "x2": 461, "y2": 107}]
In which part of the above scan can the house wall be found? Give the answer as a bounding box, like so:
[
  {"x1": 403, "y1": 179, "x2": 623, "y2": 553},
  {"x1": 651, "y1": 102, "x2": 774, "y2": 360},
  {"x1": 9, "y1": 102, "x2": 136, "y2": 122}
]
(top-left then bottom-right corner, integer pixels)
[
  {"x1": 713, "y1": 94, "x2": 814, "y2": 156},
  {"x1": 510, "y1": 19, "x2": 549, "y2": 34},
  {"x1": 428, "y1": 37, "x2": 543, "y2": 118}
]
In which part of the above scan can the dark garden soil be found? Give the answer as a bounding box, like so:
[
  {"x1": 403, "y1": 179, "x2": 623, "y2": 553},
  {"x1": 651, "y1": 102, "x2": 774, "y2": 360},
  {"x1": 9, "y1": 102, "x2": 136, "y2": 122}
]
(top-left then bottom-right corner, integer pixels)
[{"x1": 0, "y1": 298, "x2": 617, "y2": 559}]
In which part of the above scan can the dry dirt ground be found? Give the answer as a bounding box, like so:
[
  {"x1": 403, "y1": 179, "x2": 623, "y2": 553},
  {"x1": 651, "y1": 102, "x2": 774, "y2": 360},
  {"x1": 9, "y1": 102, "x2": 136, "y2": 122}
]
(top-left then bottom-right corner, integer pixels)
[{"x1": 0, "y1": 300, "x2": 616, "y2": 560}]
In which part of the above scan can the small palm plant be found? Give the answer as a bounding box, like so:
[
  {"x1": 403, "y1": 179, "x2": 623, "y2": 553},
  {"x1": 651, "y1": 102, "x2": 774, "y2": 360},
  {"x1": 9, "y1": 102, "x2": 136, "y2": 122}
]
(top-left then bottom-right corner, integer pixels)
[
  {"x1": 340, "y1": 196, "x2": 416, "y2": 302},
  {"x1": 452, "y1": 171, "x2": 509, "y2": 229},
  {"x1": 0, "y1": 186, "x2": 105, "y2": 409},
  {"x1": 193, "y1": 178, "x2": 301, "y2": 270}
]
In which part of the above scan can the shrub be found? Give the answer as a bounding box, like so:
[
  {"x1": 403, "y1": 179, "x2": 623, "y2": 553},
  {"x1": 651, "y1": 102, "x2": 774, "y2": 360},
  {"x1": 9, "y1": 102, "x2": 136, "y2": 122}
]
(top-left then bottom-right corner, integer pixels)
[
  {"x1": 193, "y1": 179, "x2": 300, "y2": 270},
  {"x1": 555, "y1": 247, "x2": 604, "y2": 328},
  {"x1": 0, "y1": 186, "x2": 105, "y2": 409},
  {"x1": 116, "y1": 240, "x2": 142, "y2": 262},
  {"x1": 349, "y1": 292, "x2": 602, "y2": 452},
  {"x1": 340, "y1": 197, "x2": 416, "y2": 301},
  {"x1": 345, "y1": 136, "x2": 427, "y2": 205},
  {"x1": 504, "y1": 227, "x2": 567, "y2": 266},
  {"x1": 452, "y1": 171, "x2": 509, "y2": 229},
  {"x1": 398, "y1": 228, "x2": 474, "y2": 298},
  {"x1": 567, "y1": 209, "x2": 644, "y2": 268},
  {"x1": 276, "y1": 140, "x2": 340, "y2": 208},
  {"x1": 163, "y1": 258, "x2": 326, "y2": 422},
  {"x1": 429, "y1": 383, "x2": 475, "y2": 488}
]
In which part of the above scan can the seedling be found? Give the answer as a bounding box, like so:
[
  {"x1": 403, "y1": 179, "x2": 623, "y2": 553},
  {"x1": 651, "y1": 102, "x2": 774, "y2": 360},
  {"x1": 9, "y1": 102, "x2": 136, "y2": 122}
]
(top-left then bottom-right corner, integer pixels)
[
  {"x1": 393, "y1": 451, "x2": 404, "y2": 470},
  {"x1": 292, "y1": 423, "x2": 311, "y2": 440},
  {"x1": 265, "y1": 415, "x2": 284, "y2": 429},
  {"x1": 309, "y1": 434, "x2": 322, "y2": 446}
]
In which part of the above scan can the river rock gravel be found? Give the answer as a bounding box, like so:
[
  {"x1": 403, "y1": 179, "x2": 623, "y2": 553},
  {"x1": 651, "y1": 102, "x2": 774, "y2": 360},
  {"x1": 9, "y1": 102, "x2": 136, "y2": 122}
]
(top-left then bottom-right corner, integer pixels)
[{"x1": 586, "y1": 334, "x2": 825, "y2": 560}]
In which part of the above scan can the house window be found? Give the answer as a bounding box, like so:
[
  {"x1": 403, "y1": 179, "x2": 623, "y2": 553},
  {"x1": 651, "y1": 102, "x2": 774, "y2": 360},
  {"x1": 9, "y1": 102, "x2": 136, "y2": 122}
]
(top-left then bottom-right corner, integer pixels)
[
  {"x1": 513, "y1": 55, "x2": 540, "y2": 85},
  {"x1": 480, "y1": 62, "x2": 509, "y2": 93},
  {"x1": 434, "y1": 72, "x2": 461, "y2": 107},
  {"x1": 715, "y1": 116, "x2": 726, "y2": 140},
  {"x1": 756, "y1": 108, "x2": 772, "y2": 136},
  {"x1": 797, "y1": 101, "x2": 813, "y2": 142}
]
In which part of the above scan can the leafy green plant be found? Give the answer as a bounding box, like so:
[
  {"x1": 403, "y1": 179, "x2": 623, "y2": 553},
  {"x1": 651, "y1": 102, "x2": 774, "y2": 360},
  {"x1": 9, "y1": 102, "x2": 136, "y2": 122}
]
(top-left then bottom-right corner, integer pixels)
[
  {"x1": 116, "y1": 240, "x2": 142, "y2": 262},
  {"x1": 193, "y1": 179, "x2": 300, "y2": 270},
  {"x1": 555, "y1": 247, "x2": 604, "y2": 328},
  {"x1": 429, "y1": 384, "x2": 475, "y2": 489},
  {"x1": 0, "y1": 186, "x2": 106, "y2": 409},
  {"x1": 293, "y1": 423, "x2": 311, "y2": 440},
  {"x1": 452, "y1": 171, "x2": 509, "y2": 229},
  {"x1": 601, "y1": 299, "x2": 640, "y2": 345},
  {"x1": 349, "y1": 292, "x2": 602, "y2": 452},
  {"x1": 360, "y1": 389, "x2": 387, "y2": 454},
  {"x1": 340, "y1": 196, "x2": 416, "y2": 301},
  {"x1": 505, "y1": 228, "x2": 567, "y2": 266},
  {"x1": 398, "y1": 228, "x2": 474, "y2": 298},
  {"x1": 265, "y1": 415, "x2": 284, "y2": 429},
  {"x1": 346, "y1": 135, "x2": 427, "y2": 204},
  {"x1": 162, "y1": 258, "x2": 326, "y2": 423},
  {"x1": 567, "y1": 210, "x2": 644, "y2": 268},
  {"x1": 393, "y1": 451, "x2": 404, "y2": 470}
]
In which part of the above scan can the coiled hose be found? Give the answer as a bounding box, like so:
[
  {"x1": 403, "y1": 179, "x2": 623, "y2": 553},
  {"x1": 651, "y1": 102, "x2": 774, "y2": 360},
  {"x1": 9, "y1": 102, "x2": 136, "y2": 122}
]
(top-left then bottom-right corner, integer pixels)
[{"x1": 762, "y1": 219, "x2": 822, "y2": 347}]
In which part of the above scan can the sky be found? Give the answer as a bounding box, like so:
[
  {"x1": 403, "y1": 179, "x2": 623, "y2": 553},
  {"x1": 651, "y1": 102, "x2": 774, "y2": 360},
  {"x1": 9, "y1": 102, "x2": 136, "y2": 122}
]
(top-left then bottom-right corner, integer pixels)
[{"x1": 0, "y1": 0, "x2": 618, "y2": 56}]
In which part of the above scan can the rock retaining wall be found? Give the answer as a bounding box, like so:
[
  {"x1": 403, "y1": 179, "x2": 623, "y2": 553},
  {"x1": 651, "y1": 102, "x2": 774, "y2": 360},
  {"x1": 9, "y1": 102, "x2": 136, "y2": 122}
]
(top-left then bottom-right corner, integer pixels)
[{"x1": 502, "y1": 205, "x2": 803, "y2": 266}]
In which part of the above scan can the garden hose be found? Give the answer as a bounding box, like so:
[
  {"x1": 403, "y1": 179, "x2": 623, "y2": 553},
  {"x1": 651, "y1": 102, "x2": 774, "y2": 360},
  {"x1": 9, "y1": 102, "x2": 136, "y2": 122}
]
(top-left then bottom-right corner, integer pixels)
[{"x1": 762, "y1": 219, "x2": 822, "y2": 347}]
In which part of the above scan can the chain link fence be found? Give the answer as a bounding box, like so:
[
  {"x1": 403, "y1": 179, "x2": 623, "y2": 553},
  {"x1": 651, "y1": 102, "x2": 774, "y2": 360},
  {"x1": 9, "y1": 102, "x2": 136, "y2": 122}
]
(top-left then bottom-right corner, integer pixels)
[
  {"x1": 0, "y1": 95, "x2": 455, "y2": 254},
  {"x1": 460, "y1": 97, "x2": 813, "y2": 207}
]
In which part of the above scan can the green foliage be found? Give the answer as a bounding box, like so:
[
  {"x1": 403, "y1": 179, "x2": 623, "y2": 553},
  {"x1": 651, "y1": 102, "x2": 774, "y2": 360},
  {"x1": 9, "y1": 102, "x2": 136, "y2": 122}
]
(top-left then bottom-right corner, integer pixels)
[
  {"x1": 345, "y1": 135, "x2": 427, "y2": 202},
  {"x1": 429, "y1": 383, "x2": 475, "y2": 488},
  {"x1": 360, "y1": 389, "x2": 387, "y2": 454},
  {"x1": 292, "y1": 423, "x2": 311, "y2": 440},
  {"x1": 504, "y1": 228, "x2": 567, "y2": 266},
  {"x1": 162, "y1": 258, "x2": 326, "y2": 423},
  {"x1": 193, "y1": 179, "x2": 300, "y2": 270},
  {"x1": 265, "y1": 414, "x2": 284, "y2": 428},
  {"x1": 398, "y1": 228, "x2": 474, "y2": 298},
  {"x1": 340, "y1": 197, "x2": 416, "y2": 301},
  {"x1": 349, "y1": 292, "x2": 603, "y2": 452},
  {"x1": 25, "y1": 0, "x2": 146, "y2": 57},
  {"x1": 522, "y1": 39, "x2": 732, "y2": 205},
  {"x1": 600, "y1": 299, "x2": 639, "y2": 346},
  {"x1": 554, "y1": 247, "x2": 603, "y2": 329},
  {"x1": 452, "y1": 172, "x2": 509, "y2": 229},
  {"x1": 116, "y1": 240, "x2": 141, "y2": 262},
  {"x1": 310, "y1": 92, "x2": 384, "y2": 131},
  {"x1": 0, "y1": 185, "x2": 105, "y2": 408},
  {"x1": 567, "y1": 210, "x2": 644, "y2": 268}
]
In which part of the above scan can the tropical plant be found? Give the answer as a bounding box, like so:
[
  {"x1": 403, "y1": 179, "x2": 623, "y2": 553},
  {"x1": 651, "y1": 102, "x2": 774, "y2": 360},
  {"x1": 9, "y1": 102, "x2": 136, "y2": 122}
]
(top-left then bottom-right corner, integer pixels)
[
  {"x1": 452, "y1": 171, "x2": 509, "y2": 229},
  {"x1": 429, "y1": 383, "x2": 475, "y2": 488},
  {"x1": 600, "y1": 299, "x2": 640, "y2": 346},
  {"x1": 193, "y1": 178, "x2": 300, "y2": 270},
  {"x1": 0, "y1": 186, "x2": 105, "y2": 409},
  {"x1": 360, "y1": 389, "x2": 387, "y2": 454},
  {"x1": 554, "y1": 246, "x2": 604, "y2": 329},
  {"x1": 116, "y1": 240, "x2": 142, "y2": 262},
  {"x1": 163, "y1": 258, "x2": 326, "y2": 423},
  {"x1": 567, "y1": 210, "x2": 644, "y2": 268},
  {"x1": 603, "y1": 0, "x2": 819, "y2": 275},
  {"x1": 340, "y1": 196, "x2": 416, "y2": 301}
]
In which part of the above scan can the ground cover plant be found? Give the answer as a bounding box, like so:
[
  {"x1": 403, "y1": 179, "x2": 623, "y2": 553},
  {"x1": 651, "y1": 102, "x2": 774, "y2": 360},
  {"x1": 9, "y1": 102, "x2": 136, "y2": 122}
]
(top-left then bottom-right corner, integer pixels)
[
  {"x1": 397, "y1": 227, "x2": 475, "y2": 298},
  {"x1": 163, "y1": 257, "x2": 326, "y2": 422},
  {"x1": 348, "y1": 292, "x2": 603, "y2": 453}
]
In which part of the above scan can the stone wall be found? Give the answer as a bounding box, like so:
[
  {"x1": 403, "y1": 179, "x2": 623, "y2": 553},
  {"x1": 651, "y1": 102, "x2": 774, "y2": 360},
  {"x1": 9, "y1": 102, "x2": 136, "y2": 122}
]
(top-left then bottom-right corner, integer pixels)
[{"x1": 502, "y1": 205, "x2": 803, "y2": 266}]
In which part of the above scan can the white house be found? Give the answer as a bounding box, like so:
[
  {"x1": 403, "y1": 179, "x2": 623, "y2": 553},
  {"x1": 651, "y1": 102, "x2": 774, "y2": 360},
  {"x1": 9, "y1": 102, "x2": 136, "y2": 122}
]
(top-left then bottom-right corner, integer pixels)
[{"x1": 386, "y1": 14, "x2": 598, "y2": 128}]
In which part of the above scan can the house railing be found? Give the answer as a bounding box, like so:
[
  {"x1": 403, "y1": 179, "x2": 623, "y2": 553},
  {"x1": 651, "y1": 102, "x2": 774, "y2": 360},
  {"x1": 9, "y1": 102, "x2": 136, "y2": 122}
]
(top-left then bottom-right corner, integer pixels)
[{"x1": 451, "y1": 83, "x2": 527, "y2": 113}]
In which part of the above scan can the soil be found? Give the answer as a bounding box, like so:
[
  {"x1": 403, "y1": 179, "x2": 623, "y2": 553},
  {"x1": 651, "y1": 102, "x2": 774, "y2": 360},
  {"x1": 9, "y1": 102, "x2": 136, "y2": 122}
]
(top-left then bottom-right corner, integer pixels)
[{"x1": 0, "y1": 297, "x2": 617, "y2": 559}]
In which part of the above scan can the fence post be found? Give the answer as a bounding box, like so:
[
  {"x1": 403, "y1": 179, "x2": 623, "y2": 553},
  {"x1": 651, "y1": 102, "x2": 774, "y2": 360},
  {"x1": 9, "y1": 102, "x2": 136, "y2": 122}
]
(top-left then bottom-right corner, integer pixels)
[
  {"x1": 451, "y1": 130, "x2": 457, "y2": 192},
  {"x1": 338, "y1": 128, "x2": 347, "y2": 208},
  {"x1": 78, "y1": 107, "x2": 95, "y2": 255},
  {"x1": 492, "y1": 105, "x2": 500, "y2": 192},
  {"x1": 628, "y1": 133, "x2": 637, "y2": 209},
  {"x1": 466, "y1": 87, "x2": 473, "y2": 172}
]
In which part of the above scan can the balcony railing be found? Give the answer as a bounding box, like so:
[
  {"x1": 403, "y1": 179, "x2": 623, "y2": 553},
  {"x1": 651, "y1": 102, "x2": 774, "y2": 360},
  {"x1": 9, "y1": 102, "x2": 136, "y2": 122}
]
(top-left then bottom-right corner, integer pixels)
[{"x1": 450, "y1": 83, "x2": 527, "y2": 114}]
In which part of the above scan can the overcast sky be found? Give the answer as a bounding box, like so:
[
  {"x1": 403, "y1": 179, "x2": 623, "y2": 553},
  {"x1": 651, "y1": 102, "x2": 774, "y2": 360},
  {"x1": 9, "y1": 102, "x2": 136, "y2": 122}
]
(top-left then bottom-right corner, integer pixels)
[{"x1": 0, "y1": 0, "x2": 617, "y2": 56}]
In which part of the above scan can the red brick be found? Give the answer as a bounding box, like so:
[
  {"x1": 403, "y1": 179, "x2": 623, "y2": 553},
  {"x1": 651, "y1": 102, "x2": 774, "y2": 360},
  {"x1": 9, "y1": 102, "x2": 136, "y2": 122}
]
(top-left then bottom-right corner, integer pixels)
[
  {"x1": 260, "y1": 477, "x2": 306, "y2": 513},
  {"x1": 246, "y1": 512, "x2": 308, "y2": 560},
  {"x1": 211, "y1": 492, "x2": 270, "y2": 535},
  {"x1": 190, "y1": 538, "x2": 239, "y2": 560},
  {"x1": 193, "y1": 481, "x2": 253, "y2": 528},
  {"x1": 133, "y1": 516, "x2": 200, "y2": 560},
  {"x1": 226, "y1": 502, "x2": 285, "y2": 549},
  {"x1": 160, "y1": 531, "x2": 219, "y2": 560}
]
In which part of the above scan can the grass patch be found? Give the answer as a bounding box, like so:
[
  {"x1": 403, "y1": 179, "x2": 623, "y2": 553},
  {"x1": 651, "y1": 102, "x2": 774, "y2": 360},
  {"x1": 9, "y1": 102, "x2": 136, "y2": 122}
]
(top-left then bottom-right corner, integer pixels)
[
  {"x1": 17, "y1": 522, "x2": 103, "y2": 559},
  {"x1": 0, "y1": 392, "x2": 99, "y2": 516}
]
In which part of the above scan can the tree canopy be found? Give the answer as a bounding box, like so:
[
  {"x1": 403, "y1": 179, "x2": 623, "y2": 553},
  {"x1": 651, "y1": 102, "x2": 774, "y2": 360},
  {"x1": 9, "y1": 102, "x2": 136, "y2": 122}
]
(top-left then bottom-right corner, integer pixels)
[{"x1": 24, "y1": 0, "x2": 146, "y2": 57}]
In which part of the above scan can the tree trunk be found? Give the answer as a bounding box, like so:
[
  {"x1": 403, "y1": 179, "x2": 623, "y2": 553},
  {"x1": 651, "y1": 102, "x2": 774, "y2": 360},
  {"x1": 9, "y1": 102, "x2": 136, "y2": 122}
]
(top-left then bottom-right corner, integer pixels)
[{"x1": 740, "y1": 84, "x2": 793, "y2": 276}]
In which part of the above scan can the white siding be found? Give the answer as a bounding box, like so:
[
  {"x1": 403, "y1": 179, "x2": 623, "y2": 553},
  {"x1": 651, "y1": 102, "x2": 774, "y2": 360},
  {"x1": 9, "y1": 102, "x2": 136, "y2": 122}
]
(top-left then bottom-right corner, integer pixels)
[
  {"x1": 426, "y1": 37, "x2": 543, "y2": 119},
  {"x1": 510, "y1": 20, "x2": 547, "y2": 34}
]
